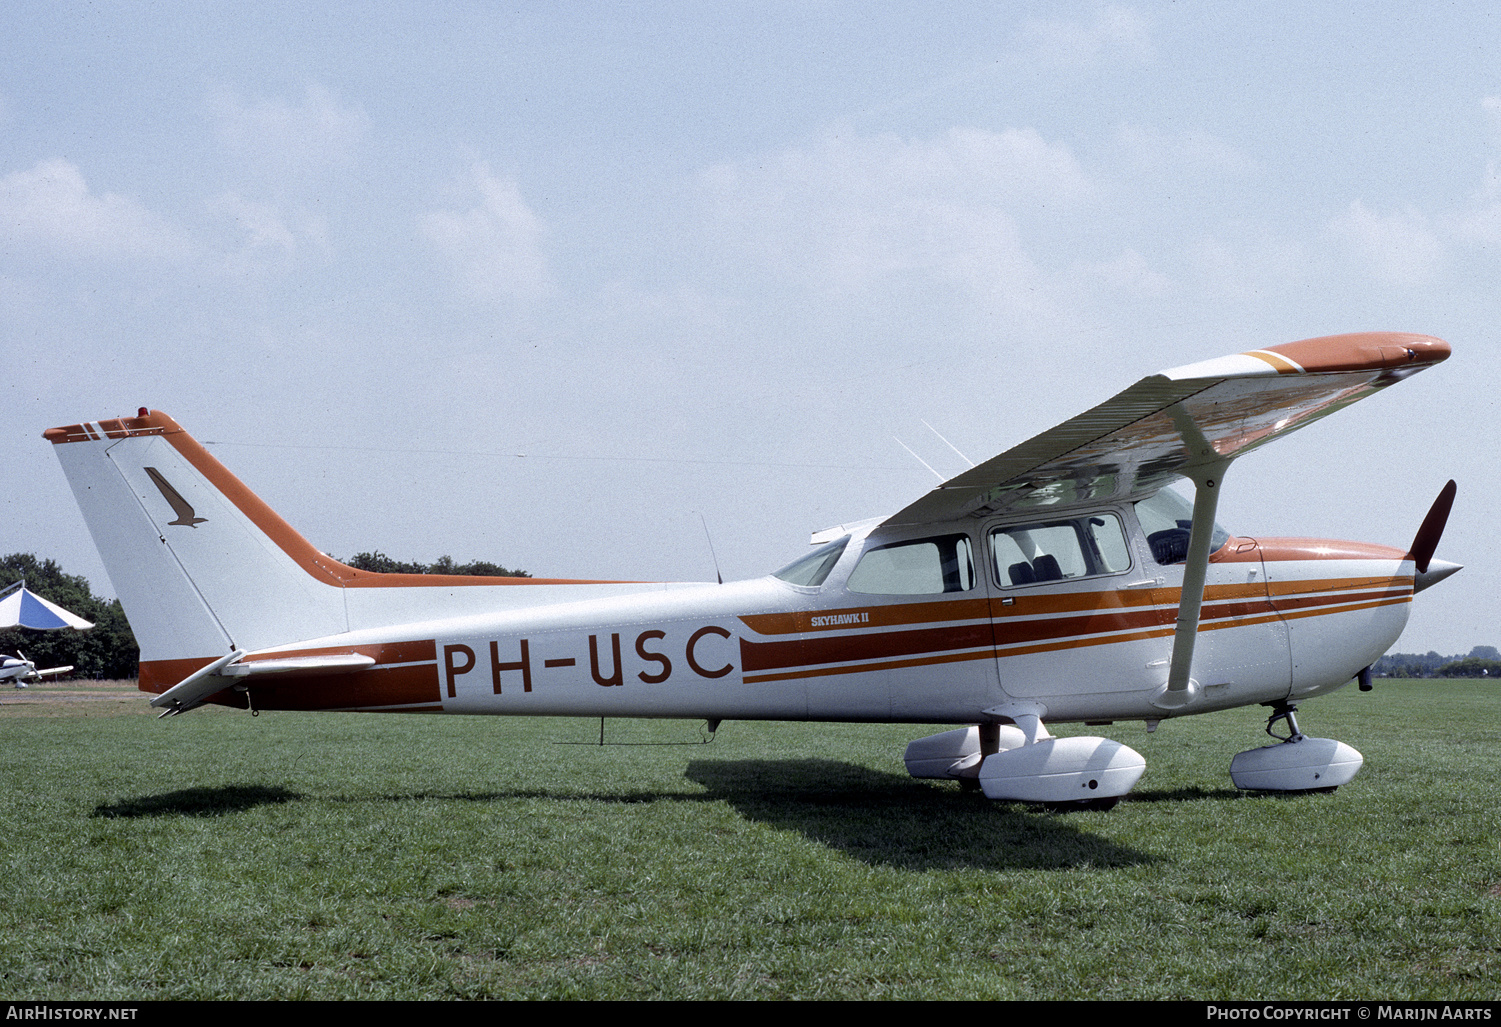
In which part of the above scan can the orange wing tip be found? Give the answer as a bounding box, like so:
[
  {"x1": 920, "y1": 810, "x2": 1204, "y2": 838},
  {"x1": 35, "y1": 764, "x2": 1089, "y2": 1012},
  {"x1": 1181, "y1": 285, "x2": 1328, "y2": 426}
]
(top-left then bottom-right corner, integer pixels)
[
  {"x1": 1258, "y1": 332, "x2": 1450, "y2": 374},
  {"x1": 44, "y1": 409, "x2": 184, "y2": 444},
  {"x1": 1160, "y1": 332, "x2": 1450, "y2": 382}
]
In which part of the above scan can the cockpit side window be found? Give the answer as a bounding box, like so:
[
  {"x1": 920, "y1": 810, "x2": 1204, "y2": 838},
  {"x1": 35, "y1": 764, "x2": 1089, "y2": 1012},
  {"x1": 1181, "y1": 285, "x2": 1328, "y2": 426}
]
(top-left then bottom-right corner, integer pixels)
[
  {"x1": 989, "y1": 513, "x2": 1130, "y2": 588},
  {"x1": 772, "y1": 536, "x2": 850, "y2": 587},
  {"x1": 847, "y1": 534, "x2": 975, "y2": 595}
]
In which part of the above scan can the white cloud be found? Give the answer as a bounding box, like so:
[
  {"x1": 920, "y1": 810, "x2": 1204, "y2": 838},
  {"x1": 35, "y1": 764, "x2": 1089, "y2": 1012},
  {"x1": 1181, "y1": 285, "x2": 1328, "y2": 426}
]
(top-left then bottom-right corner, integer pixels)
[
  {"x1": 206, "y1": 192, "x2": 333, "y2": 274},
  {"x1": 1081, "y1": 248, "x2": 1171, "y2": 297},
  {"x1": 702, "y1": 127, "x2": 1091, "y2": 304},
  {"x1": 0, "y1": 158, "x2": 192, "y2": 261},
  {"x1": 210, "y1": 192, "x2": 297, "y2": 255},
  {"x1": 210, "y1": 83, "x2": 368, "y2": 186},
  {"x1": 419, "y1": 164, "x2": 553, "y2": 302},
  {"x1": 1327, "y1": 200, "x2": 1443, "y2": 286},
  {"x1": 1482, "y1": 95, "x2": 1501, "y2": 134},
  {"x1": 1021, "y1": 5, "x2": 1153, "y2": 67},
  {"x1": 1110, "y1": 124, "x2": 1252, "y2": 176}
]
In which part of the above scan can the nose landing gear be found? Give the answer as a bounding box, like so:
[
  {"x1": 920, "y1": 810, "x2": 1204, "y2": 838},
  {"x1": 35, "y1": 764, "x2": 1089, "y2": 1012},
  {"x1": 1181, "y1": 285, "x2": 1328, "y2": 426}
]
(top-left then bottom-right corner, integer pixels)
[
  {"x1": 1230, "y1": 701, "x2": 1363, "y2": 792},
  {"x1": 1264, "y1": 702, "x2": 1305, "y2": 743}
]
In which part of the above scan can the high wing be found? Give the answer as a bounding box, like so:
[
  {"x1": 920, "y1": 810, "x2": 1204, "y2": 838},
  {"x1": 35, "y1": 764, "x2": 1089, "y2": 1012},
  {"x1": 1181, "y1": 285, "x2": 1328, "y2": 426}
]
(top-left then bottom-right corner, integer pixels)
[
  {"x1": 884, "y1": 332, "x2": 1450, "y2": 527},
  {"x1": 881, "y1": 330, "x2": 1451, "y2": 712}
]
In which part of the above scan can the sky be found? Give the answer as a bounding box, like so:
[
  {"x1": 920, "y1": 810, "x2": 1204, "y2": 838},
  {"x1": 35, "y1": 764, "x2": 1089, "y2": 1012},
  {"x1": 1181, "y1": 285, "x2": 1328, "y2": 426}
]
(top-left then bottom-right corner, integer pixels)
[{"x1": 2, "y1": 1, "x2": 1498, "y2": 655}]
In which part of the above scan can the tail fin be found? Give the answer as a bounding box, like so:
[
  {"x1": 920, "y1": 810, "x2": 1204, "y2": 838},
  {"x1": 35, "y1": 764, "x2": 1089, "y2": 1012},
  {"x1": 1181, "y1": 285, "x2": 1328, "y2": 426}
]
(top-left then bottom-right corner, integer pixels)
[{"x1": 46, "y1": 412, "x2": 351, "y2": 673}]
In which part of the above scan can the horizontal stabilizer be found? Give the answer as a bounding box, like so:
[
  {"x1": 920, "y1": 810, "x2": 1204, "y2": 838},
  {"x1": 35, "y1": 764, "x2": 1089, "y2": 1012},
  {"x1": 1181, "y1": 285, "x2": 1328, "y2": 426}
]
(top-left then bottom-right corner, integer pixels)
[
  {"x1": 222, "y1": 654, "x2": 376, "y2": 678},
  {"x1": 152, "y1": 651, "x2": 377, "y2": 714}
]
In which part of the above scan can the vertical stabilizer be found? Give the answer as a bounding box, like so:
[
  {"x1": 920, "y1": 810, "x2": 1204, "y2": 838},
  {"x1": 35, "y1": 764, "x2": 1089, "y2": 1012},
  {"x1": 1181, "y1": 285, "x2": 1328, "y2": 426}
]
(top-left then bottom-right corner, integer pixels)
[{"x1": 47, "y1": 413, "x2": 349, "y2": 674}]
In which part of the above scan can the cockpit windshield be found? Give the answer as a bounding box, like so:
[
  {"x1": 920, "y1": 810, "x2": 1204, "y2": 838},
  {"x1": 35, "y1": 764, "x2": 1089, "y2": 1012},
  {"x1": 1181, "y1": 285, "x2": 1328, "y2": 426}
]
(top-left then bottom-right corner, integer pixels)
[
  {"x1": 772, "y1": 536, "x2": 850, "y2": 587},
  {"x1": 1134, "y1": 487, "x2": 1232, "y2": 565}
]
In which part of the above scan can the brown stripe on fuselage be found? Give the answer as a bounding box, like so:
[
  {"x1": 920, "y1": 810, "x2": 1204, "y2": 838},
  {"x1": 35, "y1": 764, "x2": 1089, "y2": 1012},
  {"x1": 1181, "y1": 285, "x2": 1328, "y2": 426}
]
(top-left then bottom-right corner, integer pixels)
[
  {"x1": 1265, "y1": 574, "x2": 1410, "y2": 598},
  {"x1": 739, "y1": 622, "x2": 994, "y2": 673},
  {"x1": 743, "y1": 592, "x2": 1410, "y2": 685},
  {"x1": 139, "y1": 640, "x2": 439, "y2": 705},
  {"x1": 738, "y1": 574, "x2": 1410, "y2": 679},
  {"x1": 207, "y1": 663, "x2": 441, "y2": 711},
  {"x1": 138, "y1": 656, "x2": 220, "y2": 694},
  {"x1": 1268, "y1": 585, "x2": 1410, "y2": 614}
]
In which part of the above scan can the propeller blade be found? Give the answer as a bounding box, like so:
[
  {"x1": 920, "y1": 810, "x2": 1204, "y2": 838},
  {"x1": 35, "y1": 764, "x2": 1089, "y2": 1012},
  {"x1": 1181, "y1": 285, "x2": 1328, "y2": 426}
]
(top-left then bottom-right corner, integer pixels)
[{"x1": 1409, "y1": 479, "x2": 1457, "y2": 575}]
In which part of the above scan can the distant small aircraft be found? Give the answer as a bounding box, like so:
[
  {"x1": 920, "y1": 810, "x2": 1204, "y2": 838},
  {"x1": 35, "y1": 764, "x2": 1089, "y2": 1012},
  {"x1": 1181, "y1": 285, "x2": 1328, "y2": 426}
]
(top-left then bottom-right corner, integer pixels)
[
  {"x1": 1, "y1": 651, "x2": 74, "y2": 688},
  {"x1": 46, "y1": 332, "x2": 1458, "y2": 805}
]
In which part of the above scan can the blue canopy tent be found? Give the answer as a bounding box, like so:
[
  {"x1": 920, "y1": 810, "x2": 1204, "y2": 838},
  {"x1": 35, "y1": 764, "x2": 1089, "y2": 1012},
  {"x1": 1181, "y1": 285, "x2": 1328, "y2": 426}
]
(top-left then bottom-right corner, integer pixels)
[{"x1": 0, "y1": 581, "x2": 94, "y2": 631}]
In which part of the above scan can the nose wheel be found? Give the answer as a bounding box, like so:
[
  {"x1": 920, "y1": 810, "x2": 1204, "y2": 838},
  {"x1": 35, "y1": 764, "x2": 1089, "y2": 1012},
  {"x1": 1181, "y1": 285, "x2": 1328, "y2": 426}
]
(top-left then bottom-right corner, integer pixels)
[{"x1": 1230, "y1": 702, "x2": 1363, "y2": 791}]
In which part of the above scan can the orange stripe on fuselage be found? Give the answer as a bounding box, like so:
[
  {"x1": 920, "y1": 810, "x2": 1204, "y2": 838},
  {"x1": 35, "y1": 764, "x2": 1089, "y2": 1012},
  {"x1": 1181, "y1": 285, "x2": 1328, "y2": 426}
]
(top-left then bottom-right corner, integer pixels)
[
  {"x1": 737, "y1": 567, "x2": 1411, "y2": 681},
  {"x1": 138, "y1": 656, "x2": 219, "y2": 694}
]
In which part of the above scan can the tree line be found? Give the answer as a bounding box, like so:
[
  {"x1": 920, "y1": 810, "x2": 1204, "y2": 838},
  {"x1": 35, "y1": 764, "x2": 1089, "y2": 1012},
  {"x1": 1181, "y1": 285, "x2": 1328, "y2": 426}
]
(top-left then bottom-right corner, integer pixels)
[
  {"x1": 343, "y1": 552, "x2": 529, "y2": 577},
  {"x1": 1372, "y1": 647, "x2": 1501, "y2": 679},
  {"x1": 2, "y1": 551, "x2": 529, "y2": 681}
]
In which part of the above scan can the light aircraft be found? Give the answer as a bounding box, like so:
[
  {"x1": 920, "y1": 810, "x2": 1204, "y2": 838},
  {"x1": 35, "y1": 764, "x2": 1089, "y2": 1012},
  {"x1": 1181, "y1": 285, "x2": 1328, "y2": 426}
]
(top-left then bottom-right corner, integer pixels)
[
  {"x1": 46, "y1": 331, "x2": 1459, "y2": 805},
  {"x1": 1, "y1": 652, "x2": 74, "y2": 688}
]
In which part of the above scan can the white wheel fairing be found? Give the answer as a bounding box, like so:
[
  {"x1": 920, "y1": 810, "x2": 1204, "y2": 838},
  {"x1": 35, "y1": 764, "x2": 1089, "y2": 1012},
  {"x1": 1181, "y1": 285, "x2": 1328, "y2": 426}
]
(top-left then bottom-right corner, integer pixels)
[
  {"x1": 1230, "y1": 737, "x2": 1363, "y2": 791},
  {"x1": 903, "y1": 725, "x2": 1028, "y2": 779},
  {"x1": 978, "y1": 736, "x2": 1146, "y2": 802}
]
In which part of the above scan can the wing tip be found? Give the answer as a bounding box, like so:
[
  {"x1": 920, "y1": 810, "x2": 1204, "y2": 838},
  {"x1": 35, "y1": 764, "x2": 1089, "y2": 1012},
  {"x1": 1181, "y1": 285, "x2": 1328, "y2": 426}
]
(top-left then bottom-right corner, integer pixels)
[
  {"x1": 1159, "y1": 332, "x2": 1449, "y2": 382},
  {"x1": 1258, "y1": 332, "x2": 1449, "y2": 375}
]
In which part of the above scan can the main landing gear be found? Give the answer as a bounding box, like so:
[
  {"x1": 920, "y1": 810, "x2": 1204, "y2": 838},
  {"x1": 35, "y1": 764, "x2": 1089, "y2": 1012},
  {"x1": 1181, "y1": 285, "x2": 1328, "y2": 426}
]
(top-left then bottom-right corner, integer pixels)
[
  {"x1": 903, "y1": 714, "x2": 1147, "y2": 807},
  {"x1": 1229, "y1": 701, "x2": 1364, "y2": 793}
]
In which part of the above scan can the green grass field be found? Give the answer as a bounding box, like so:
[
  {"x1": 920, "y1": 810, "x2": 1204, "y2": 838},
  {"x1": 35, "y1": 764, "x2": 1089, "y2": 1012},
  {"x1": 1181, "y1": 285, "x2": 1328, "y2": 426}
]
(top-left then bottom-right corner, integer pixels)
[{"x1": 1, "y1": 679, "x2": 1497, "y2": 999}]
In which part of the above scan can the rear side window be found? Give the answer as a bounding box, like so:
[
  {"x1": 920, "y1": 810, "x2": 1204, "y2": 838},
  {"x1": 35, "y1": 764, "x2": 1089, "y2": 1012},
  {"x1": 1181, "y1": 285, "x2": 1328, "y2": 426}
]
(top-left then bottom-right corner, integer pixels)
[
  {"x1": 847, "y1": 534, "x2": 974, "y2": 595},
  {"x1": 990, "y1": 513, "x2": 1129, "y2": 587}
]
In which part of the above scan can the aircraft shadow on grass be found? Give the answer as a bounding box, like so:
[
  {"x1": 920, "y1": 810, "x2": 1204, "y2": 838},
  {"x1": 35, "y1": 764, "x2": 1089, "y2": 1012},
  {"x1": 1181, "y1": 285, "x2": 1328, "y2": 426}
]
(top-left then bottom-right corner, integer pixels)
[
  {"x1": 1125, "y1": 785, "x2": 1246, "y2": 803},
  {"x1": 93, "y1": 784, "x2": 302, "y2": 818},
  {"x1": 684, "y1": 759, "x2": 1157, "y2": 872}
]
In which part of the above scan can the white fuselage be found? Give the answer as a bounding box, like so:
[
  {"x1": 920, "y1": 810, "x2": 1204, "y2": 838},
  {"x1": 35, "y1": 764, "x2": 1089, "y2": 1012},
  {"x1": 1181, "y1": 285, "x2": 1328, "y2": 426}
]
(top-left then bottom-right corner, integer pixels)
[{"x1": 212, "y1": 513, "x2": 1411, "y2": 725}]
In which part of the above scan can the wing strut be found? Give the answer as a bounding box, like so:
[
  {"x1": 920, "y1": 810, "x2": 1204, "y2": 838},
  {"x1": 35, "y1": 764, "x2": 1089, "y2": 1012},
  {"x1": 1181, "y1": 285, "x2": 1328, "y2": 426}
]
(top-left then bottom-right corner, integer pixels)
[{"x1": 1155, "y1": 401, "x2": 1232, "y2": 710}]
